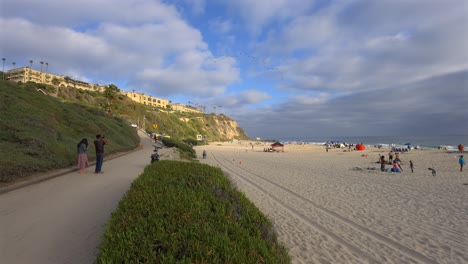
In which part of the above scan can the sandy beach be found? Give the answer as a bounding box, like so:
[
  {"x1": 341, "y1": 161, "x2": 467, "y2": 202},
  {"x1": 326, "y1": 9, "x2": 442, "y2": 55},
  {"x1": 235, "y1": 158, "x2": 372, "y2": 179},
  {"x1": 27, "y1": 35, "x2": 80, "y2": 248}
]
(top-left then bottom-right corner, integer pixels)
[{"x1": 195, "y1": 143, "x2": 468, "y2": 264}]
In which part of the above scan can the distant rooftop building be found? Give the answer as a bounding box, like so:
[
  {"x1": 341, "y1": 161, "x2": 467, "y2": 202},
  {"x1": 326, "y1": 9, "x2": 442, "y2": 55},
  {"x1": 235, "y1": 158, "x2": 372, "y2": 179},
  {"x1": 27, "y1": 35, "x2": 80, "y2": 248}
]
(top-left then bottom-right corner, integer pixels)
[
  {"x1": 123, "y1": 91, "x2": 170, "y2": 109},
  {"x1": 171, "y1": 103, "x2": 203, "y2": 113}
]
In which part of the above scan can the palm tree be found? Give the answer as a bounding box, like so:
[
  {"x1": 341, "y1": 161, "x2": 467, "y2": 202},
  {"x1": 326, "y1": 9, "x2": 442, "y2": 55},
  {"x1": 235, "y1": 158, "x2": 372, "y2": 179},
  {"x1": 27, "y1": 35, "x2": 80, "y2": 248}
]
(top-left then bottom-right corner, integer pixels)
[
  {"x1": 2, "y1": 58, "x2": 5, "y2": 80},
  {"x1": 45, "y1": 62, "x2": 48, "y2": 73},
  {"x1": 39, "y1": 61, "x2": 44, "y2": 83},
  {"x1": 29, "y1": 60, "x2": 33, "y2": 81},
  {"x1": 12, "y1": 62, "x2": 16, "y2": 70}
]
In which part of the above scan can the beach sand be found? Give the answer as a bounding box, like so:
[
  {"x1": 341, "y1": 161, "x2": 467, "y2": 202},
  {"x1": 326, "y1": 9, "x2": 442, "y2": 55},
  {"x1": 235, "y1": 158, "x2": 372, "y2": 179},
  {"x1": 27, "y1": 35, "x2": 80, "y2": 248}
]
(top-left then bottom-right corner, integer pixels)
[{"x1": 195, "y1": 143, "x2": 468, "y2": 264}]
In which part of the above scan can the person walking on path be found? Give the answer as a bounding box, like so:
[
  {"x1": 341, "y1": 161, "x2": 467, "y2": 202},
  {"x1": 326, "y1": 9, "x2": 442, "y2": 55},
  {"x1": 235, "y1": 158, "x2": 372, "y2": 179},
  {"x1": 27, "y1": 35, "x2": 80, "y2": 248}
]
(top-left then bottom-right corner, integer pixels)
[
  {"x1": 94, "y1": 134, "x2": 108, "y2": 174},
  {"x1": 459, "y1": 155, "x2": 465, "y2": 172},
  {"x1": 202, "y1": 150, "x2": 207, "y2": 159},
  {"x1": 77, "y1": 138, "x2": 89, "y2": 174}
]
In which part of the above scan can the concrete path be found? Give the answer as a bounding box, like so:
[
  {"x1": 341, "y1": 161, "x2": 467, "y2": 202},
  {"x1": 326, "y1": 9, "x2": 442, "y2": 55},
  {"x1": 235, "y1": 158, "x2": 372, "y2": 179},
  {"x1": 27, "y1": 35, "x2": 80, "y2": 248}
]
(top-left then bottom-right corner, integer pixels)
[{"x1": 0, "y1": 131, "x2": 155, "y2": 264}]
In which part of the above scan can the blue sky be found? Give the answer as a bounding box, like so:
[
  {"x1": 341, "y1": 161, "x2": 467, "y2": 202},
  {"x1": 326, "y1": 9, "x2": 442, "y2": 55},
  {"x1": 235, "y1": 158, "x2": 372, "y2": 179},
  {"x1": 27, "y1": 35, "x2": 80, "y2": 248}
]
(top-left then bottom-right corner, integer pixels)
[{"x1": 1, "y1": 0, "x2": 467, "y2": 139}]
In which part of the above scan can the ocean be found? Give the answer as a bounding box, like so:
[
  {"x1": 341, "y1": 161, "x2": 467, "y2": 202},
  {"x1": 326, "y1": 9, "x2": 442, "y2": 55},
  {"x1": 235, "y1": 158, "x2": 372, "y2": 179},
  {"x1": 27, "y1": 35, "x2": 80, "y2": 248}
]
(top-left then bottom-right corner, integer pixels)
[{"x1": 278, "y1": 135, "x2": 468, "y2": 149}]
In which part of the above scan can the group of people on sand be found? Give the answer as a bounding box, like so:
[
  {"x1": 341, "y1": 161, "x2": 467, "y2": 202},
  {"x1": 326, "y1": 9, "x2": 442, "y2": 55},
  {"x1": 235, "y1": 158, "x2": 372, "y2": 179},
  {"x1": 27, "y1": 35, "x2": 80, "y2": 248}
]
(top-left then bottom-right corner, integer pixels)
[
  {"x1": 379, "y1": 151, "x2": 407, "y2": 173},
  {"x1": 77, "y1": 134, "x2": 108, "y2": 174},
  {"x1": 376, "y1": 150, "x2": 465, "y2": 175}
]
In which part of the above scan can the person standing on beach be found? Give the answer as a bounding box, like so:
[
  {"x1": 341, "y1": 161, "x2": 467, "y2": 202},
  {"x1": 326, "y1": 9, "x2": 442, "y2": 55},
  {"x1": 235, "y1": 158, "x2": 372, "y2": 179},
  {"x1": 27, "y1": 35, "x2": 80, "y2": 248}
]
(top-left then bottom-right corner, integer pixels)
[
  {"x1": 459, "y1": 155, "x2": 465, "y2": 172},
  {"x1": 388, "y1": 151, "x2": 393, "y2": 165},
  {"x1": 94, "y1": 134, "x2": 108, "y2": 174},
  {"x1": 77, "y1": 138, "x2": 89, "y2": 174},
  {"x1": 380, "y1": 155, "x2": 386, "y2": 171},
  {"x1": 409, "y1": 160, "x2": 414, "y2": 173}
]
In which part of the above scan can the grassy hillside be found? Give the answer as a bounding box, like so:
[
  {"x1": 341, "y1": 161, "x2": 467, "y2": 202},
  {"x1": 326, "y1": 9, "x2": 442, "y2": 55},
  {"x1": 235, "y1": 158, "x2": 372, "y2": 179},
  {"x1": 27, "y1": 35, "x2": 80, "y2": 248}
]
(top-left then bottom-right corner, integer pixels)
[
  {"x1": 54, "y1": 82, "x2": 249, "y2": 142},
  {"x1": 0, "y1": 80, "x2": 140, "y2": 182},
  {"x1": 0, "y1": 80, "x2": 249, "y2": 182}
]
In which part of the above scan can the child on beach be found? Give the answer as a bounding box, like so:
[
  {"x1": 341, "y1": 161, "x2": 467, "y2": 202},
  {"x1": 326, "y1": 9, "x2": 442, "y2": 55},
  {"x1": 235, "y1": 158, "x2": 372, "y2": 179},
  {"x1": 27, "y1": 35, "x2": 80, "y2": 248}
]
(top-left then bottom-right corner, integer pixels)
[{"x1": 459, "y1": 155, "x2": 465, "y2": 172}]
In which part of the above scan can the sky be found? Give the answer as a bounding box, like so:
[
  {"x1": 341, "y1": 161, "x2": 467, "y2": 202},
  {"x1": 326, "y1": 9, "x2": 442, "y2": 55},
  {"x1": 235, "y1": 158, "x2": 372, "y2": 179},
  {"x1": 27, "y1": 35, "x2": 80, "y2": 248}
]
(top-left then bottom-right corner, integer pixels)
[{"x1": 1, "y1": 0, "x2": 467, "y2": 140}]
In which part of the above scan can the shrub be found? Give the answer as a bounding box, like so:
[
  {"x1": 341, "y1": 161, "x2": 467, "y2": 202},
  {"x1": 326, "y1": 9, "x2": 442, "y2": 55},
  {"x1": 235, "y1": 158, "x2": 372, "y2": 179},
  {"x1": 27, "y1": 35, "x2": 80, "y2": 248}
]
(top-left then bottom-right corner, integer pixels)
[
  {"x1": 97, "y1": 161, "x2": 290, "y2": 263},
  {"x1": 162, "y1": 137, "x2": 196, "y2": 159},
  {"x1": 182, "y1": 137, "x2": 199, "y2": 146}
]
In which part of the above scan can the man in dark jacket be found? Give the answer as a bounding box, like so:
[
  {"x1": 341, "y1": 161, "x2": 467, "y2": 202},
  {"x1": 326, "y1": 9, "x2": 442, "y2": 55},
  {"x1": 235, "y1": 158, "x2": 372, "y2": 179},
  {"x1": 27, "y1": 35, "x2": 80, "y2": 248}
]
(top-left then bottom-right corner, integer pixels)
[{"x1": 94, "y1": 134, "x2": 108, "y2": 173}]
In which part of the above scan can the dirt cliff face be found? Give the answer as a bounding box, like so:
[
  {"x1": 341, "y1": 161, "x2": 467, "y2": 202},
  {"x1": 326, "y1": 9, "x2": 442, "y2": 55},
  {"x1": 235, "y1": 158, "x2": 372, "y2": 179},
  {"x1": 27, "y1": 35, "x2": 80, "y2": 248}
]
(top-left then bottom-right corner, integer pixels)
[
  {"x1": 200, "y1": 114, "x2": 249, "y2": 141},
  {"x1": 174, "y1": 114, "x2": 249, "y2": 141},
  {"x1": 211, "y1": 115, "x2": 248, "y2": 140}
]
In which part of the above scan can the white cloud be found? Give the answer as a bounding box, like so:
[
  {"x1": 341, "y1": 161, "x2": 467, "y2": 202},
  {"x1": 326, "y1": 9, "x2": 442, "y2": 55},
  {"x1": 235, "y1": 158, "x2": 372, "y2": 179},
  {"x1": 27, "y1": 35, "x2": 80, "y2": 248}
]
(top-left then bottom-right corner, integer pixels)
[
  {"x1": 1, "y1": 0, "x2": 181, "y2": 27},
  {"x1": 1, "y1": 1, "x2": 240, "y2": 98},
  {"x1": 184, "y1": 0, "x2": 206, "y2": 15},
  {"x1": 209, "y1": 18, "x2": 233, "y2": 34},
  {"x1": 227, "y1": 0, "x2": 315, "y2": 34},
  {"x1": 239, "y1": 90, "x2": 272, "y2": 104},
  {"x1": 254, "y1": 0, "x2": 468, "y2": 95}
]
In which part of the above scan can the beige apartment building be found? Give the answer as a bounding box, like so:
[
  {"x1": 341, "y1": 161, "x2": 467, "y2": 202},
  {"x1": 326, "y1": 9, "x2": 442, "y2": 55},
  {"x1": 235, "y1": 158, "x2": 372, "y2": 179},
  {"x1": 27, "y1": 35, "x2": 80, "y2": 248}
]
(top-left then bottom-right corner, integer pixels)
[
  {"x1": 6, "y1": 67, "x2": 105, "y2": 92},
  {"x1": 124, "y1": 91, "x2": 170, "y2": 109},
  {"x1": 6, "y1": 67, "x2": 204, "y2": 113}
]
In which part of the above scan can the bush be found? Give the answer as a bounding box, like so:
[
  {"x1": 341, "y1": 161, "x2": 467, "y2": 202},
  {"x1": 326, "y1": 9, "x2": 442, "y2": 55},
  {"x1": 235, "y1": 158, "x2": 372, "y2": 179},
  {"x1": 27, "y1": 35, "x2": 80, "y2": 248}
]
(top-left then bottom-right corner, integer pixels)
[
  {"x1": 182, "y1": 137, "x2": 199, "y2": 146},
  {"x1": 97, "y1": 161, "x2": 290, "y2": 263},
  {"x1": 162, "y1": 137, "x2": 196, "y2": 159}
]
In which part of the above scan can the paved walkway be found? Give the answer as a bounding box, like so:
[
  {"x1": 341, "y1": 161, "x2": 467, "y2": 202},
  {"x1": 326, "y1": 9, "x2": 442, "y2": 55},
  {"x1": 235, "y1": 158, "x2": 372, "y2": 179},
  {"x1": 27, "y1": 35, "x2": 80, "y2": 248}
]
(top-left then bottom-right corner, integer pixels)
[{"x1": 0, "y1": 131, "x2": 155, "y2": 264}]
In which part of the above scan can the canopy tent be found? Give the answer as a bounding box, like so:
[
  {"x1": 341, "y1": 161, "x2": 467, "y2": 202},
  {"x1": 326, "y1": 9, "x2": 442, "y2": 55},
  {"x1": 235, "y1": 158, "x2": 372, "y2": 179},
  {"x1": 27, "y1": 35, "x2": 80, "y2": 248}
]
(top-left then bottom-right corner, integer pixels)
[
  {"x1": 271, "y1": 142, "x2": 284, "y2": 152},
  {"x1": 356, "y1": 143, "x2": 366, "y2": 151}
]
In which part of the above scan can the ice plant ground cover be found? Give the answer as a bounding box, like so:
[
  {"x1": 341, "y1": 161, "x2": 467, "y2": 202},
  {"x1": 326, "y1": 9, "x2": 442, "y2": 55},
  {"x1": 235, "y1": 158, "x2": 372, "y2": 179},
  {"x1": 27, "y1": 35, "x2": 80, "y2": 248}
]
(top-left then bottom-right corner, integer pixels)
[{"x1": 97, "y1": 160, "x2": 290, "y2": 263}]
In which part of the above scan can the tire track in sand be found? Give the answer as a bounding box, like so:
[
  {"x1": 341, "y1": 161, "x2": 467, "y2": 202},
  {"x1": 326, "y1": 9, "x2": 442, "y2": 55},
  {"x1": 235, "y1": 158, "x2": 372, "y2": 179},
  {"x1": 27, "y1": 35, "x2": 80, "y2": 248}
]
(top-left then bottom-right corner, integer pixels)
[{"x1": 212, "y1": 152, "x2": 438, "y2": 264}]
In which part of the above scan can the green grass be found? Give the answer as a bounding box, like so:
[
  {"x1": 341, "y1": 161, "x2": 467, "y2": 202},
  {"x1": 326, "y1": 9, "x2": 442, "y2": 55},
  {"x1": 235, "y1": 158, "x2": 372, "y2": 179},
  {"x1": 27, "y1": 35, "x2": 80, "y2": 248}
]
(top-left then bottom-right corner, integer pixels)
[
  {"x1": 0, "y1": 80, "x2": 140, "y2": 182},
  {"x1": 97, "y1": 161, "x2": 290, "y2": 263},
  {"x1": 0, "y1": 79, "x2": 250, "y2": 182},
  {"x1": 162, "y1": 137, "x2": 197, "y2": 160}
]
